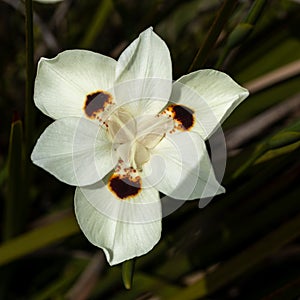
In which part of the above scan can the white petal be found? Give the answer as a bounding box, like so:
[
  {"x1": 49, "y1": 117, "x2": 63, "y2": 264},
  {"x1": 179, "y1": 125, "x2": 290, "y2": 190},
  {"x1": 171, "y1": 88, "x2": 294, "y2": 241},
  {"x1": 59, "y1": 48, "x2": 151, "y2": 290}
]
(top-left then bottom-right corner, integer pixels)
[
  {"x1": 137, "y1": 114, "x2": 174, "y2": 149},
  {"x1": 106, "y1": 107, "x2": 136, "y2": 144},
  {"x1": 74, "y1": 182, "x2": 161, "y2": 265},
  {"x1": 31, "y1": 117, "x2": 118, "y2": 186},
  {"x1": 114, "y1": 78, "x2": 172, "y2": 117},
  {"x1": 171, "y1": 70, "x2": 249, "y2": 139},
  {"x1": 34, "y1": 50, "x2": 116, "y2": 120},
  {"x1": 116, "y1": 27, "x2": 172, "y2": 84},
  {"x1": 78, "y1": 177, "x2": 161, "y2": 223},
  {"x1": 132, "y1": 142, "x2": 150, "y2": 170},
  {"x1": 143, "y1": 132, "x2": 225, "y2": 200},
  {"x1": 114, "y1": 28, "x2": 172, "y2": 115}
]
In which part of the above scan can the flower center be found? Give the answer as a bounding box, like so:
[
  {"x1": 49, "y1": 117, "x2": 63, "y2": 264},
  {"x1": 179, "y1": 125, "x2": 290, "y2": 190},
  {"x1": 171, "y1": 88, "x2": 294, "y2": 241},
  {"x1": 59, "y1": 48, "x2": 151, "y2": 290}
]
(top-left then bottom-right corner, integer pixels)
[{"x1": 106, "y1": 107, "x2": 173, "y2": 171}]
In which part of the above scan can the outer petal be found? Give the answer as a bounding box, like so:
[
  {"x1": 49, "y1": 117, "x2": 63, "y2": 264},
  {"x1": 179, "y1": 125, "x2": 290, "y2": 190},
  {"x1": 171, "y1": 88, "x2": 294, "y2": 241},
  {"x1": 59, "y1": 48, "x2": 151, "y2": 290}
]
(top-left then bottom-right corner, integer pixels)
[
  {"x1": 114, "y1": 28, "x2": 172, "y2": 115},
  {"x1": 116, "y1": 27, "x2": 172, "y2": 85},
  {"x1": 31, "y1": 117, "x2": 118, "y2": 186},
  {"x1": 143, "y1": 131, "x2": 225, "y2": 200},
  {"x1": 34, "y1": 50, "x2": 116, "y2": 120},
  {"x1": 75, "y1": 182, "x2": 161, "y2": 265},
  {"x1": 171, "y1": 70, "x2": 249, "y2": 139}
]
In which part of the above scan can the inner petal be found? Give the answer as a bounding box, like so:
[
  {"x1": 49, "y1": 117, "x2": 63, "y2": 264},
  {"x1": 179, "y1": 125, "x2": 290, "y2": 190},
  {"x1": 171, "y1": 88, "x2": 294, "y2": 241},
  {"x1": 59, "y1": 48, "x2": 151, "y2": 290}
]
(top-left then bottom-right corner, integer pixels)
[
  {"x1": 116, "y1": 141, "x2": 150, "y2": 171},
  {"x1": 106, "y1": 107, "x2": 137, "y2": 144},
  {"x1": 106, "y1": 108, "x2": 174, "y2": 173},
  {"x1": 137, "y1": 114, "x2": 174, "y2": 149},
  {"x1": 132, "y1": 142, "x2": 150, "y2": 170}
]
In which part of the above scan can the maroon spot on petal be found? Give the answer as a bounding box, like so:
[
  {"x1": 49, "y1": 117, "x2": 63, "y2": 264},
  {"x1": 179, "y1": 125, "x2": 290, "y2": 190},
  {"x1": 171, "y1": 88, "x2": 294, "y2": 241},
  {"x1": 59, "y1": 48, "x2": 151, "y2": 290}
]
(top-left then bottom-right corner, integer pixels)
[
  {"x1": 84, "y1": 90, "x2": 113, "y2": 119},
  {"x1": 168, "y1": 104, "x2": 195, "y2": 130},
  {"x1": 108, "y1": 174, "x2": 142, "y2": 200}
]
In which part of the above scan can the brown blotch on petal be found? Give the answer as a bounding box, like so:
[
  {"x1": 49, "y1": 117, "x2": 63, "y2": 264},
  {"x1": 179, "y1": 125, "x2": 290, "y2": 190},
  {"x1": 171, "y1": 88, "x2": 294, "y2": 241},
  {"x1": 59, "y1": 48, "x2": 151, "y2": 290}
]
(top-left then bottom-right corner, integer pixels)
[
  {"x1": 84, "y1": 90, "x2": 113, "y2": 119},
  {"x1": 108, "y1": 174, "x2": 142, "y2": 200},
  {"x1": 169, "y1": 104, "x2": 195, "y2": 130}
]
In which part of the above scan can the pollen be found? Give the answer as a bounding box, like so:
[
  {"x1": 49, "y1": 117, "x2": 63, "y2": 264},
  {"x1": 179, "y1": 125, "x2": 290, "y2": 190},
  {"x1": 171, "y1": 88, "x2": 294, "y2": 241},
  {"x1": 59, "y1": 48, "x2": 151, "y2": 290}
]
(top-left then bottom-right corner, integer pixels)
[
  {"x1": 84, "y1": 90, "x2": 113, "y2": 119},
  {"x1": 108, "y1": 173, "x2": 142, "y2": 200}
]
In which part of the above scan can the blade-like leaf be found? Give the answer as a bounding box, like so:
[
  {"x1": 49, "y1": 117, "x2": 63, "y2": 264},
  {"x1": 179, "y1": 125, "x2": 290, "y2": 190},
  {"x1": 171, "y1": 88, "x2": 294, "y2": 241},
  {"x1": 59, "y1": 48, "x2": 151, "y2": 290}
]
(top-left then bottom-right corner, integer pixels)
[
  {"x1": 3, "y1": 118, "x2": 24, "y2": 240},
  {"x1": 170, "y1": 211, "x2": 300, "y2": 300},
  {"x1": 0, "y1": 212, "x2": 79, "y2": 266},
  {"x1": 233, "y1": 119, "x2": 300, "y2": 178}
]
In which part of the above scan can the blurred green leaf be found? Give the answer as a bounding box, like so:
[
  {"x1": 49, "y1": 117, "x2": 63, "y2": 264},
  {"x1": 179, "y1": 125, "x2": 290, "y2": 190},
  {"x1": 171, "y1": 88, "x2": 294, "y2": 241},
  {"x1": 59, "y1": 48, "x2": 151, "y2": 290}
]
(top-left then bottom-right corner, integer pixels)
[
  {"x1": 32, "y1": 259, "x2": 87, "y2": 300},
  {"x1": 226, "y1": 23, "x2": 253, "y2": 49},
  {"x1": 113, "y1": 272, "x2": 181, "y2": 300},
  {"x1": 3, "y1": 118, "x2": 24, "y2": 240},
  {"x1": 217, "y1": 0, "x2": 267, "y2": 67},
  {"x1": 170, "y1": 211, "x2": 300, "y2": 300},
  {"x1": 256, "y1": 139, "x2": 300, "y2": 164},
  {"x1": 188, "y1": 0, "x2": 238, "y2": 71},
  {"x1": 0, "y1": 212, "x2": 79, "y2": 266},
  {"x1": 80, "y1": 0, "x2": 113, "y2": 49},
  {"x1": 233, "y1": 119, "x2": 300, "y2": 178}
]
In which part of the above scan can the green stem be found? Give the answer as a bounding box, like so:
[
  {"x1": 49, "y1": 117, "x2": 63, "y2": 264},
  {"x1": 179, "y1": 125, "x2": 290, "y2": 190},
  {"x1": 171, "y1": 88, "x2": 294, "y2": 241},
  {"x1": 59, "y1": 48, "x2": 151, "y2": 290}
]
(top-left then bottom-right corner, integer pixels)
[
  {"x1": 122, "y1": 259, "x2": 136, "y2": 290},
  {"x1": 25, "y1": 0, "x2": 34, "y2": 152},
  {"x1": 188, "y1": 0, "x2": 238, "y2": 72}
]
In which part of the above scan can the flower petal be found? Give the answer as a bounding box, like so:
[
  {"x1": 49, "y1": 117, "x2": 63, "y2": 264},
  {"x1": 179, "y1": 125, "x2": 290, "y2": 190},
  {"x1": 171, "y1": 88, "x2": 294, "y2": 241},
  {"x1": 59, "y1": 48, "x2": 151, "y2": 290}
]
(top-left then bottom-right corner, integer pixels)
[
  {"x1": 137, "y1": 114, "x2": 174, "y2": 149},
  {"x1": 34, "y1": 50, "x2": 116, "y2": 120},
  {"x1": 74, "y1": 181, "x2": 161, "y2": 265},
  {"x1": 143, "y1": 131, "x2": 225, "y2": 200},
  {"x1": 31, "y1": 117, "x2": 118, "y2": 186},
  {"x1": 114, "y1": 28, "x2": 172, "y2": 115},
  {"x1": 116, "y1": 27, "x2": 172, "y2": 84},
  {"x1": 171, "y1": 70, "x2": 249, "y2": 139}
]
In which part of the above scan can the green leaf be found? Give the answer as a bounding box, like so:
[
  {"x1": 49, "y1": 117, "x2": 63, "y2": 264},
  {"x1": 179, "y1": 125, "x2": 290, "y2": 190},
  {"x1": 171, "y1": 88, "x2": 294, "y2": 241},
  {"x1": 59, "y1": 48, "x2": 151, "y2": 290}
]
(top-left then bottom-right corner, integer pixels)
[
  {"x1": 267, "y1": 130, "x2": 300, "y2": 150},
  {"x1": 233, "y1": 119, "x2": 300, "y2": 178},
  {"x1": 216, "y1": 0, "x2": 267, "y2": 68},
  {"x1": 113, "y1": 272, "x2": 181, "y2": 300},
  {"x1": 0, "y1": 212, "x2": 79, "y2": 266},
  {"x1": 256, "y1": 140, "x2": 300, "y2": 164},
  {"x1": 169, "y1": 211, "x2": 300, "y2": 300},
  {"x1": 226, "y1": 23, "x2": 253, "y2": 49},
  {"x1": 80, "y1": 0, "x2": 114, "y2": 49},
  {"x1": 32, "y1": 259, "x2": 86, "y2": 300},
  {"x1": 188, "y1": 0, "x2": 238, "y2": 71},
  {"x1": 3, "y1": 119, "x2": 25, "y2": 240}
]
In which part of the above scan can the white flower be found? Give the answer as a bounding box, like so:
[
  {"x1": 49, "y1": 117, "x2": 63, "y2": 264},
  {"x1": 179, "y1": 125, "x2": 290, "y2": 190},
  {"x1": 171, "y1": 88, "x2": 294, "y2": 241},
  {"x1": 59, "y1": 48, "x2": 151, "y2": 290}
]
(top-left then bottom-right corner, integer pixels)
[{"x1": 31, "y1": 27, "x2": 249, "y2": 265}]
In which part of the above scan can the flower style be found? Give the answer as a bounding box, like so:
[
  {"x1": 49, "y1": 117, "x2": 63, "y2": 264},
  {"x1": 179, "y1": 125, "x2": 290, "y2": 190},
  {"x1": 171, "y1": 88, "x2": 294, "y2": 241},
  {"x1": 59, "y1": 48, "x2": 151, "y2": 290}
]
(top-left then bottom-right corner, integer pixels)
[{"x1": 31, "y1": 27, "x2": 249, "y2": 265}]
